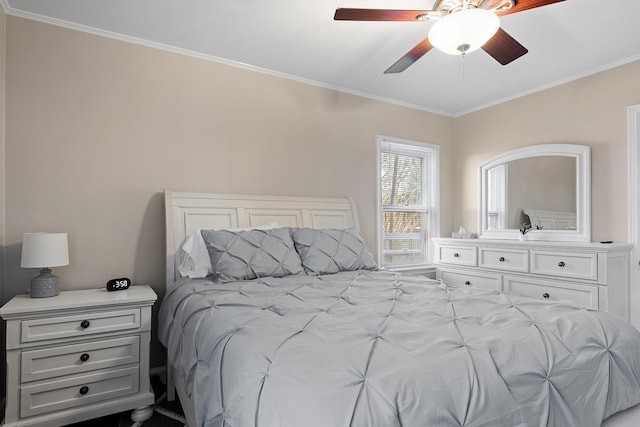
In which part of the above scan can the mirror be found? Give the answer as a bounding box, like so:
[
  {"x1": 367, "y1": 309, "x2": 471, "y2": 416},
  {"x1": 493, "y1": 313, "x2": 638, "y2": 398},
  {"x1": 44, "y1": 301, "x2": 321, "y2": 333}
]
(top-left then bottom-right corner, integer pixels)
[{"x1": 479, "y1": 144, "x2": 591, "y2": 242}]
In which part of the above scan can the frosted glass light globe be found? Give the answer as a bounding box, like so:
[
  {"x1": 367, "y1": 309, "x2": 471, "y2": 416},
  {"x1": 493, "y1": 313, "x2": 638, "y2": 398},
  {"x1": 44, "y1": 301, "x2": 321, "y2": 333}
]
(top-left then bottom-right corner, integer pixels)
[{"x1": 428, "y1": 8, "x2": 500, "y2": 55}]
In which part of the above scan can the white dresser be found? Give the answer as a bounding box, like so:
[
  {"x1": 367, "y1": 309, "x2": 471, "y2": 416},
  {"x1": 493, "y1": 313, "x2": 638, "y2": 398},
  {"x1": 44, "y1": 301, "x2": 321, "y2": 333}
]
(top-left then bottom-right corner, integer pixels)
[
  {"x1": 0, "y1": 285, "x2": 157, "y2": 427},
  {"x1": 433, "y1": 238, "x2": 632, "y2": 320}
]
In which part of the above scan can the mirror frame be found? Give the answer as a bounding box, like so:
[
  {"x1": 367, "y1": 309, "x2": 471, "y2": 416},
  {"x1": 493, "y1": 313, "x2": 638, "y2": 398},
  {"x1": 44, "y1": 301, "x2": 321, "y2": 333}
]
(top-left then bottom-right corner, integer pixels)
[{"x1": 478, "y1": 144, "x2": 591, "y2": 242}]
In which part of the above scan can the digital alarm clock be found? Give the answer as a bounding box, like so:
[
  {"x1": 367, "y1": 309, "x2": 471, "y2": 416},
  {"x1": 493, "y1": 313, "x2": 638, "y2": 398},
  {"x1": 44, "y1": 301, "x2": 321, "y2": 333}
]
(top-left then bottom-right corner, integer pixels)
[{"x1": 106, "y1": 278, "x2": 131, "y2": 291}]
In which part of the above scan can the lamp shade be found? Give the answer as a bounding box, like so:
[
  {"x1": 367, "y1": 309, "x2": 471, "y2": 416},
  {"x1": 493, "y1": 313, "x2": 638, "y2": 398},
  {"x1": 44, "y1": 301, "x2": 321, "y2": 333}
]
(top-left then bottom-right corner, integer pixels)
[
  {"x1": 428, "y1": 8, "x2": 500, "y2": 56},
  {"x1": 21, "y1": 233, "x2": 69, "y2": 268}
]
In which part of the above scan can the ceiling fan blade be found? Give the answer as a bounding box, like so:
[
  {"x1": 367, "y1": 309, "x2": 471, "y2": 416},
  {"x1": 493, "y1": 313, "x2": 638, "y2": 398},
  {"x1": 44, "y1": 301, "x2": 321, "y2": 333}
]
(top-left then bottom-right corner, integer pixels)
[
  {"x1": 334, "y1": 8, "x2": 433, "y2": 21},
  {"x1": 482, "y1": 27, "x2": 528, "y2": 65},
  {"x1": 384, "y1": 38, "x2": 433, "y2": 74},
  {"x1": 497, "y1": 0, "x2": 565, "y2": 16}
]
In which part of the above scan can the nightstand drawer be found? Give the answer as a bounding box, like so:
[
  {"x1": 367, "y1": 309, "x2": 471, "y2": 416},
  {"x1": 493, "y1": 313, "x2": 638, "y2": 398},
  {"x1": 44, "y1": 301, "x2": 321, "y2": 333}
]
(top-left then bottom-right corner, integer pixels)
[
  {"x1": 20, "y1": 366, "x2": 139, "y2": 418},
  {"x1": 530, "y1": 251, "x2": 597, "y2": 281},
  {"x1": 503, "y1": 275, "x2": 598, "y2": 308},
  {"x1": 21, "y1": 309, "x2": 141, "y2": 344},
  {"x1": 478, "y1": 247, "x2": 528, "y2": 272},
  {"x1": 440, "y1": 269, "x2": 501, "y2": 291},
  {"x1": 21, "y1": 336, "x2": 140, "y2": 382},
  {"x1": 439, "y1": 246, "x2": 477, "y2": 266}
]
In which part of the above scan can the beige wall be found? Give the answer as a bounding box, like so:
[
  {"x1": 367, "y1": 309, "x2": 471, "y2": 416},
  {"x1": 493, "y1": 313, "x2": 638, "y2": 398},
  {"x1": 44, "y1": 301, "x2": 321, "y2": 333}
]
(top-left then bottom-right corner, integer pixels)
[
  {"x1": 453, "y1": 60, "x2": 640, "y2": 242},
  {"x1": 0, "y1": 10, "x2": 6, "y2": 395},
  {"x1": 0, "y1": 11, "x2": 5, "y2": 297},
  {"x1": 3, "y1": 14, "x2": 640, "y2": 370},
  {"x1": 3, "y1": 17, "x2": 454, "y2": 365}
]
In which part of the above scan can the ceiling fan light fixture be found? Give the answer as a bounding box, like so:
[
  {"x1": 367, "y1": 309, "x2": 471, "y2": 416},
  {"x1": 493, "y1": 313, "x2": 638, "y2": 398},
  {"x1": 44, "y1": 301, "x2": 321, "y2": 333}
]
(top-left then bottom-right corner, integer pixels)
[{"x1": 428, "y1": 8, "x2": 500, "y2": 56}]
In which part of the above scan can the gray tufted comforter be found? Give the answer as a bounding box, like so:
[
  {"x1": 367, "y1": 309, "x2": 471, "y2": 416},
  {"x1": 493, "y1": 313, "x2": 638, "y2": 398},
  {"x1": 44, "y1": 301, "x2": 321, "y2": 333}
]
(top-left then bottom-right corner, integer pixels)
[{"x1": 158, "y1": 270, "x2": 640, "y2": 427}]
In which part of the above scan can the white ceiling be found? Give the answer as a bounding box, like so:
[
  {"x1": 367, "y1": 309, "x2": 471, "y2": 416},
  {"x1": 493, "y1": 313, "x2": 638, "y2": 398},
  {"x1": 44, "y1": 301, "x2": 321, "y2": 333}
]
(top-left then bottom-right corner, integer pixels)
[{"x1": 3, "y1": 0, "x2": 640, "y2": 116}]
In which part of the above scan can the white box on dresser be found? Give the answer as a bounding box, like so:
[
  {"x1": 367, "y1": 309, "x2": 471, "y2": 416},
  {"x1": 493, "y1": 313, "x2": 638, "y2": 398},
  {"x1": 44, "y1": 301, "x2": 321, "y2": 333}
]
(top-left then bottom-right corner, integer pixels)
[
  {"x1": 433, "y1": 238, "x2": 632, "y2": 320},
  {"x1": 0, "y1": 285, "x2": 157, "y2": 427}
]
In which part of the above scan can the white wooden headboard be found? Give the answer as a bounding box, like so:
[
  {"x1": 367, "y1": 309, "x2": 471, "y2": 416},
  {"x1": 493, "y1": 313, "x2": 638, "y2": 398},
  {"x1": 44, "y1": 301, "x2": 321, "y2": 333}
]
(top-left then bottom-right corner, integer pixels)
[
  {"x1": 523, "y1": 207, "x2": 577, "y2": 230},
  {"x1": 164, "y1": 190, "x2": 360, "y2": 288}
]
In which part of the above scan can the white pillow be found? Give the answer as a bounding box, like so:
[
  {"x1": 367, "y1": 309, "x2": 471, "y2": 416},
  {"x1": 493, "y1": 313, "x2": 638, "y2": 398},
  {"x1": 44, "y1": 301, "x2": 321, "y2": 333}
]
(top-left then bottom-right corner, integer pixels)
[{"x1": 177, "y1": 222, "x2": 279, "y2": 278}]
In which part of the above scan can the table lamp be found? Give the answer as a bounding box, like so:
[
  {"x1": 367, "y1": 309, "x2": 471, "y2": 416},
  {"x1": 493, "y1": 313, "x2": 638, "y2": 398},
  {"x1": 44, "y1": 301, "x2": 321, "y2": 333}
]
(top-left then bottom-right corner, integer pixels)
[{"x1": 20, "y1": 232, "x2": 69, "y2": 298}]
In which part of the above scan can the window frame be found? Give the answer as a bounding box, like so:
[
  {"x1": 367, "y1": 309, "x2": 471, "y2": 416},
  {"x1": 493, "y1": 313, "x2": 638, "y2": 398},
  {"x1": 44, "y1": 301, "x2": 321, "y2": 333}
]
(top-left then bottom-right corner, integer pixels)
[
  {"x1": 486, "y1": 163, "x2": 508, "y2": 230},
  {"x1": 376, "y1": 136, "x2": 440, "y2": 270}
]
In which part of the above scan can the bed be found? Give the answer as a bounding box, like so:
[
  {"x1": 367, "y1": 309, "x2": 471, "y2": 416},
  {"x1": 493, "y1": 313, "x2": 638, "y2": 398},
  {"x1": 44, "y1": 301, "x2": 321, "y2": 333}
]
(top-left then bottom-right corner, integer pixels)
[{"x1": 159, "y1": 190, "x2": 640, "y2": 427}]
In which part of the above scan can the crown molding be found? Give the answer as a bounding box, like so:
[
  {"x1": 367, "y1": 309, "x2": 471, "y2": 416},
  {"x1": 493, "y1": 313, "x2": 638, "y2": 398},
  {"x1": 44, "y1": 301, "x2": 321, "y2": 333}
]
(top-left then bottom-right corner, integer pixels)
[
  {"x1": 0, "y1": 0, "x2": 11, "y2": 13},
  {"x1": 2, "y1": 6, "x2": 454, "y2": 117},
  {"x1": 3, "y1": 2, "x2": 639, "y2": 118}
]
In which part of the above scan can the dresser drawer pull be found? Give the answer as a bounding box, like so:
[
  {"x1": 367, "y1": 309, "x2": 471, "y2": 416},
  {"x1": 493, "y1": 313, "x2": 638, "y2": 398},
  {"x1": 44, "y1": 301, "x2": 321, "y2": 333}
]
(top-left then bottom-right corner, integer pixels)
[
  {"x1": 464, "y1": 281, "x2": 471, "y2": 286},
  {"x1": 80, "y1": 320, "x2": 91, "y2": 329},
  {"x1": 558, "y1": 261, "x2": 566, "y2": 267},
  {"x1": 453, "y1": 253, "x2": 460, "y2": 258},
  {"x1": 79, "y1": 353, "x2": 90, "y2": 362},
  {"x1": 499, "y1": 257, "x2": 505, "y2": 262},
  {"x1": 543, "y1": 293, "x2": 550, "y2": 299},
  {"x1": 79, "y1": 386, "x2": 89, "y2": 395}
]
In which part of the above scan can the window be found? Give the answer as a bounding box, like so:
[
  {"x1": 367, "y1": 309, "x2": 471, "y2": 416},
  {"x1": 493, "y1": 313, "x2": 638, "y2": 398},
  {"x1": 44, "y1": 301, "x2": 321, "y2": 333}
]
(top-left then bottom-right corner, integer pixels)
[
  {"x1": 377, "y1": 137, "x2": 439, "y2": 268},
  {"x1": 487, "y1": 163, "x2": 507, "y2": 230}
]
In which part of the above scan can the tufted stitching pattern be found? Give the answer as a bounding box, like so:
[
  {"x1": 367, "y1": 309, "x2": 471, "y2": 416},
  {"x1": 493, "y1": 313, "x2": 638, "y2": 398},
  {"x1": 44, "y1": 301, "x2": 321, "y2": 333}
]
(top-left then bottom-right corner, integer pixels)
[
  {"x1": 201, "y1": 228, "x2": 304, "y2": 282},
  {"x1": 291, "y1": 227, "x2": 377, "y2": 275},
  {"x1": 158, "y1": 271, "x2": 640, "y2": 427}
]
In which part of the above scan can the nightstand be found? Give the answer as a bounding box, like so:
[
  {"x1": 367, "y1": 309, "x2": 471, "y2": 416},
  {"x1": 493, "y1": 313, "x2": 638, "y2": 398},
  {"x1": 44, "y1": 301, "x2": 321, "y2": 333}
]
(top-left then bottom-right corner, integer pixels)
[{"x1": 0, "y1": 285, "x2": 157, "y2": 427}]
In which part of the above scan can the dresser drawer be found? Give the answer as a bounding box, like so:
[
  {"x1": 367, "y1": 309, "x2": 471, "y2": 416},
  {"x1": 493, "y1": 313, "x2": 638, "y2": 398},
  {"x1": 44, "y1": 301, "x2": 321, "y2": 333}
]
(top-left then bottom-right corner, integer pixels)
[
  {"x1": 438, "y1": 246, "x2": 477, "y2": 266},
  {"x1": 478, "y1": 247, "x2": 528, "y2": 272},
  {"x1": 440, "y1": 269, "x2": 501, "y2": 291},
  {"x1": 503, "y1": 275, "x2": 598, "y2": 309},
  {"x1": 529, "y1": 251, "x2": 597, "y2": 281},
  {"x1": 21, "y1": 309, "x2": 141, "y2": 344},
  {"x1": 20, "y1": 366, "x2": 139, "y2": 418},
  {"x1": 21, "y1": 336, "x2": 140, "y2": 383}
]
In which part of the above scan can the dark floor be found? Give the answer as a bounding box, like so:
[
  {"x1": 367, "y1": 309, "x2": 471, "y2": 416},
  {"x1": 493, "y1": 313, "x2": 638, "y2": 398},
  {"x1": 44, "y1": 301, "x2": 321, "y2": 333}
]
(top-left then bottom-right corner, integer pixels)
[{"x1": 66, "y1": 376, "x2": 185, "y2": 427}]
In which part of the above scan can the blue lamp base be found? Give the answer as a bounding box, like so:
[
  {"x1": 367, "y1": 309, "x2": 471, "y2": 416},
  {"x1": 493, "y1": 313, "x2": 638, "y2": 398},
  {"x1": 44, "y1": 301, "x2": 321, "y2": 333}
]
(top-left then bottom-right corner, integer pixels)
[{"x1": 31, "y1": 268, "x2": 60, "y2": 298}]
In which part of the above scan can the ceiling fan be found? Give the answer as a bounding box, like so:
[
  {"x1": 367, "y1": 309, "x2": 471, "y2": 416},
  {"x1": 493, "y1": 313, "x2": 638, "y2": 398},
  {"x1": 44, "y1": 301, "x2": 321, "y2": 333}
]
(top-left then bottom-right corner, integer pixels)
[{"x1": 334, "y1": 0, "x2": 566, "y2": 73}]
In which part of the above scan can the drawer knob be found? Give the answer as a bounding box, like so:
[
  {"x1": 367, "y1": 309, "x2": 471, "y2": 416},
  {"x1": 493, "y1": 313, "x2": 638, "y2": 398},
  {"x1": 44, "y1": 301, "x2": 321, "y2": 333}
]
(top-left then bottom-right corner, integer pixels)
[
  {"x1": 464, "y1": 281, "x2": 471, "y2": 286},
  {"x1": 80, "y1": 353, "x2": 90, "y2": 362},
  {"x1": 79, "y1": 386, "x2": 89, "y2": 395},
  {"x1": 453, "y1": 253, "x2": 460, "y2": 258},
  {"x1": 543, "y1": 293, "x2": 550, "y2": 299},
  {"x1": 499, "y1": 257, "x2": 505, "y2": 262},
  {"x1": 558, "y1": 261, "x2": 566, "y2": 267},
  {"x1": 80, "y1": 320, "x2": 91, "y2": 329}
]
